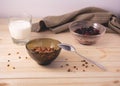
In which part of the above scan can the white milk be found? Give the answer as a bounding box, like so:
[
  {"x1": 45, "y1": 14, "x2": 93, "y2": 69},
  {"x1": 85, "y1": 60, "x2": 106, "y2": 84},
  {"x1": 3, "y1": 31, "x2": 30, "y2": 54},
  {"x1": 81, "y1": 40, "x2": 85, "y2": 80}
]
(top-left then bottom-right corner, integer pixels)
[{"x1": 9, "y1": 20, "x2": 31, "y2": 39}]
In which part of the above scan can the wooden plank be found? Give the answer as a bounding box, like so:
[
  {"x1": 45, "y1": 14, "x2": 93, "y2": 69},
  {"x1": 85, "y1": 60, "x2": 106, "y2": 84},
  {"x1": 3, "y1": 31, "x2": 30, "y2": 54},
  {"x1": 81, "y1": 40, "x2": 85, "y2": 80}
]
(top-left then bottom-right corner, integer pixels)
[
  {"x1": 0, "y1": 72, "x2": 120, "y2": 78},
  {"x1": 0, "y1": 78, "x2": 120, "y2": 86}
]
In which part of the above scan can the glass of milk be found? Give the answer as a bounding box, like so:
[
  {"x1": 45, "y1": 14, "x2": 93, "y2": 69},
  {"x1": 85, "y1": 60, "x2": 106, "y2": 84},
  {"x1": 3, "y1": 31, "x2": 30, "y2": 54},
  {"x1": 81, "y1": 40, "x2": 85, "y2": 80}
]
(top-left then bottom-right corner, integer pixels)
[{"x1": 8, "y1": 14, "x2": 32, "y2": 45}]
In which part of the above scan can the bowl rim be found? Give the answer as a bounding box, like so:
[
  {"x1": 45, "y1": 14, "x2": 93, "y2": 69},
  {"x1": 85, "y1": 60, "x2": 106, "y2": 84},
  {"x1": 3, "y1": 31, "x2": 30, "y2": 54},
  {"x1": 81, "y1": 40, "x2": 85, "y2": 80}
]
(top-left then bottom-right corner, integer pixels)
[
  {"x1": 26, "y1": 38, "x2": 61, "y2": 51},
  {"x1": 69, "y1": 21, "x2": 106, "y2": 37}
]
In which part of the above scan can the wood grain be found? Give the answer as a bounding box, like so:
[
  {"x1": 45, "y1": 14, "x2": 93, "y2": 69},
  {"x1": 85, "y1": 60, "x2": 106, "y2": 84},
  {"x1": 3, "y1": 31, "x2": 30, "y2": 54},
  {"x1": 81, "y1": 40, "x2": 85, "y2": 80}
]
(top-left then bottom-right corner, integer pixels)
[{"x1": 0, "y1": 19, "x2": 120, "y2": 86}]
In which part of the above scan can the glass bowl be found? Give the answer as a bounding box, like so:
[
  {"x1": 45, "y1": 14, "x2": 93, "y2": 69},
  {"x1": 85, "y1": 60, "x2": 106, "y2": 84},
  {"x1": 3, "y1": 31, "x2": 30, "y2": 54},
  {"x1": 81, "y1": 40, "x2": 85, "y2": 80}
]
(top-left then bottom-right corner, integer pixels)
[
  {"x1": 26, "y1": 38, "x2": 61, "y2": 65},
  {"x1": 69, "y1": 21, "x2": 106, "y2": 45}
]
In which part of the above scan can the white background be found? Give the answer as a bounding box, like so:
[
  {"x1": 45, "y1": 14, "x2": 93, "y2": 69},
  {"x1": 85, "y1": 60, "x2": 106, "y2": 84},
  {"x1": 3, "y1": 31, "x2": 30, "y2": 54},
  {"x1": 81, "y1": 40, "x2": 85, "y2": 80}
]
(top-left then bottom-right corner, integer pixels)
[{"x1": 0, "y1": 0, "x2": 120, "y2": 18}]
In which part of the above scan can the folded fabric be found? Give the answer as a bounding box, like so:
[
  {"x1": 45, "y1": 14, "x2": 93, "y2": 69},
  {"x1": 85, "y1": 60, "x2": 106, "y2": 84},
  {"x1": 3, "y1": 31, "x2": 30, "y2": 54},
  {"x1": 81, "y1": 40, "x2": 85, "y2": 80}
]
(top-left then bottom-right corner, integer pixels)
[
  {"x1": 35, "y1": 7, "x2": 120, "y2": 34},
  {"x1": 108, "y1": 16, "x2": 120, "y2": 33}
]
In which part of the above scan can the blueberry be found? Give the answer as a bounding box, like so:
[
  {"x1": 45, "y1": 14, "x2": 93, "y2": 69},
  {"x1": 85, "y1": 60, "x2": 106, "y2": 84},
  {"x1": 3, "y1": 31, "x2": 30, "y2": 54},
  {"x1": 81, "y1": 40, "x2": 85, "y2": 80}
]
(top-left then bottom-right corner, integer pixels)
[{"x1": 74, "y1": 26, "x2": 100, "y2": 35}]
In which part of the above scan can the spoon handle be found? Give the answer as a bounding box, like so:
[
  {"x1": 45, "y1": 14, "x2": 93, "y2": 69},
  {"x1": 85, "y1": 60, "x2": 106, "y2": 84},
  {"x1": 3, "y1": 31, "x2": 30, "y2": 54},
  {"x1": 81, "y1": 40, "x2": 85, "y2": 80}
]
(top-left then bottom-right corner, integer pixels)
[{"x1": 75, "y1": 51, "x2": 107, "y2": 71}]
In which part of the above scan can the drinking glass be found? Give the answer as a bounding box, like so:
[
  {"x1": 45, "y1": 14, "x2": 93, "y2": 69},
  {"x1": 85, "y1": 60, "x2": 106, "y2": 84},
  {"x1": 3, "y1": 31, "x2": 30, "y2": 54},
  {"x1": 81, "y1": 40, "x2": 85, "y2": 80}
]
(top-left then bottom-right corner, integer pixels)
[{"x1": 8, "y1": 13, "x2": 32, "y2": 45}]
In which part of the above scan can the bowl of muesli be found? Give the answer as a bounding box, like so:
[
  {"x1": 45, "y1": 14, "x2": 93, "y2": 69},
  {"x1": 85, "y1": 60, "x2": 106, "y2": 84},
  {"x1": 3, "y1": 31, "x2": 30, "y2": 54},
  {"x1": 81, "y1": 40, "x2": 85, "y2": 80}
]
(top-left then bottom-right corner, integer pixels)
[{"x1": 26, "y1": 38, "x2": 61, "y2": 65}]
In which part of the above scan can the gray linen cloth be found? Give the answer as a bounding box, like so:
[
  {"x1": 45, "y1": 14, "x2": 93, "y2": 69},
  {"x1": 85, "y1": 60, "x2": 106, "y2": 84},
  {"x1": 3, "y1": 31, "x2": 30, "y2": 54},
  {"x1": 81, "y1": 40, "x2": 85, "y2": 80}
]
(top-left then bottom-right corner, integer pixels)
[{"x1": 32, "y1": 7, "x2": 120, "y2": 34}]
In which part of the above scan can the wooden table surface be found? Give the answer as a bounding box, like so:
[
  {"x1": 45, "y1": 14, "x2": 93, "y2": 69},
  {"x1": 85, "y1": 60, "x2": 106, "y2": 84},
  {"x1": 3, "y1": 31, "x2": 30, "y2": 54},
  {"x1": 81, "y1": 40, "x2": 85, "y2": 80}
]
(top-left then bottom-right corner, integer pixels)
[{"x1": 0, "y1": 19, "x2": 120, "y2": 86}]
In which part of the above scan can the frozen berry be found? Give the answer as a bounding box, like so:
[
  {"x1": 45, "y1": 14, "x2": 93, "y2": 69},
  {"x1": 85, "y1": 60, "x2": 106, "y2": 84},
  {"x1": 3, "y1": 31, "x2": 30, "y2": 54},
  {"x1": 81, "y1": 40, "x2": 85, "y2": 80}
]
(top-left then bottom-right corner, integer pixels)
[{"x1": 74, "y1": 26, "x2": 100, "y2": 35}]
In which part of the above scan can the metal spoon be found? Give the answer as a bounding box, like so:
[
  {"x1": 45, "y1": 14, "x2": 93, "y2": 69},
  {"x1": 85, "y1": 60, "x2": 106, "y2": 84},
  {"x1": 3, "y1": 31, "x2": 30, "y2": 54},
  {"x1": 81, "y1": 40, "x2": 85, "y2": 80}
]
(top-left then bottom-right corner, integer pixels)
[{"x1": 58, "y1": 43, "x2": 106, "y2": 71}]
